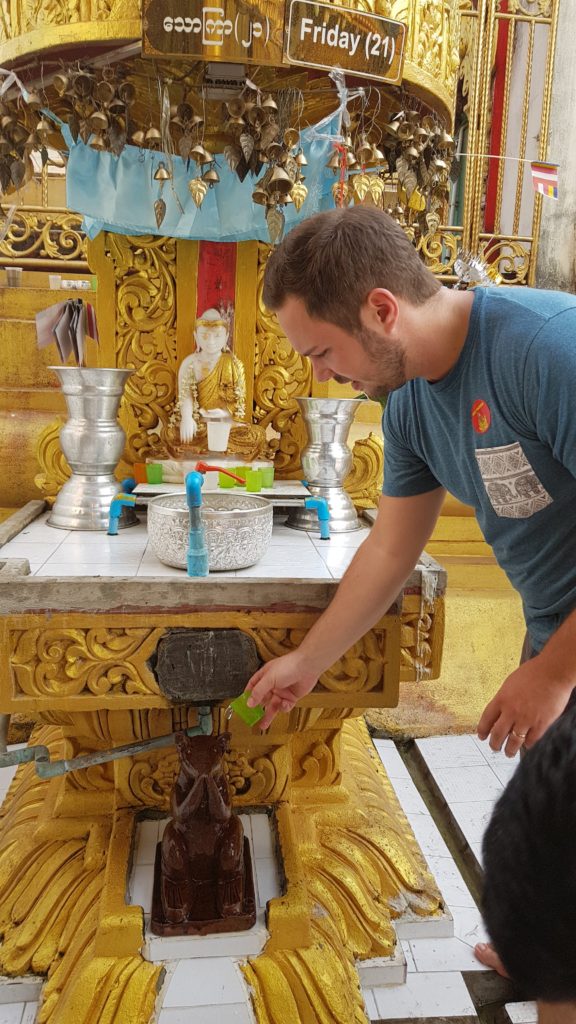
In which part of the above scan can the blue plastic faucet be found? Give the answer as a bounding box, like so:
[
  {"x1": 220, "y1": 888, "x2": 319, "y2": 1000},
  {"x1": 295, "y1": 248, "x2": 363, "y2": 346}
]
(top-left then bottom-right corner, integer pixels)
[
  {"x1": 305, "y1": 497, "x2": 331, "y2": 540},
  {"x1": 107, "y1": 477, "x2": 138, "y2": 536},
  {"x1": 185, "y1": 470, "x2": 209, "y2": 577}
]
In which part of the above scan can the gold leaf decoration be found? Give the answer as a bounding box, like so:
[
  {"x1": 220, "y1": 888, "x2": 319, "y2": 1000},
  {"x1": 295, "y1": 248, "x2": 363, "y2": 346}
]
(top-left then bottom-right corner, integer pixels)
[
  {"x1": 368, "y1": 175, "x2": 385, "y2": 204},
  {"x1": 290, "y1": 179, "x2": 308, "y2": 212},
  {"x1": 239, "y1": 132, "x2": 254, "y2": 163},
  {"x1": 352, "y1": 172, "x2": 371, "y2": 202},
  {"x1": 223, "y1": 144, "x2": 242, "y2": 172},
  {"x1": 266, "y1": 206, "x2": 285, "y2": 245},
  {"x1": 154, "y1": 198, "x2": 166, "y2": 228},
  {"x1": 188, "y1": 177, "x2": 208, "y2": 208}
]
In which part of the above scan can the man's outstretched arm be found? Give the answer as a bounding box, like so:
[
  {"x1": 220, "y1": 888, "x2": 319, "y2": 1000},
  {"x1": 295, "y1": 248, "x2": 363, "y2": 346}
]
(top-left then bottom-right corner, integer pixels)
[{"x1": 247, "y1": 487, "x2": 446, "y2": 728}]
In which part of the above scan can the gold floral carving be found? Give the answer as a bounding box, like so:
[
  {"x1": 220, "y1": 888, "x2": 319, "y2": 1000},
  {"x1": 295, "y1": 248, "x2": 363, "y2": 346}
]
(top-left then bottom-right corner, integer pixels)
[
  {"x1": 345, "y1": 433, "x2": 384, "y2": 510},
  {"x1": 34, "y1": 418, "x2": 70, "y2": 504},
  {"x1": 0, "y1": 207, "x2": 87, "y2": 268},
  {"x1": 9, "y1": 626, "x2": 164, "y2": 699},
  {"x1": 245, "y1": 625, "x2": 389, "y2": 697},
  {"x1": 417, "y1": 225, "x2": 463, "y2": 278},
  {"x1": 479, "y1": 236, "x2": 531, "y2": 285},
  {"x1": 103, "y1": 233, "x2": 178, "y2": 463},
  {"x1": 254, "y1": 243, "x2": 312, "y2": 478},
  {"x1": 245, "y1": 720, "x2": 444, "y2": 1023},
  {"x1": 400, "y1": 593, "x2": 444, "y2": 682},
  {"x1": 291, "y1": 730, "x2": 341, "y2": 788},
  {"x1": 224, "y1": 745, "x2": 290, "y2": 804},
  {"x1": 503, "y1": 0, "x2": 551, "y2": 15}
]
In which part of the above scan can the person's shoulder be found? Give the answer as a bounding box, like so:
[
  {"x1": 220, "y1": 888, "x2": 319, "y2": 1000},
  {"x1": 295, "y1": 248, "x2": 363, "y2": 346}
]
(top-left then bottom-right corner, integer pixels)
[{"x1": 483, "y1": 285, "x2": 576, "y2": 321}]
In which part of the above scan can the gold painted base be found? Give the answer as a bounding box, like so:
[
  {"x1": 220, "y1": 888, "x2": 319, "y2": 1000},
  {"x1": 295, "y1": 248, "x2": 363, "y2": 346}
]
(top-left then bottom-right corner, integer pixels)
[{"x1": 0, "y1": 718, "x2": 442, "y2": 1024}]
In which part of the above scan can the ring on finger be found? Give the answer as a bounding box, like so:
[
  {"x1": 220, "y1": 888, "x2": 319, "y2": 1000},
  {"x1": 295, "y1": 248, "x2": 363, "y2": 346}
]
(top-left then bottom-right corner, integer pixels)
[{"x1": 511, "y1": 728, "x2": 527, "y2": 742}]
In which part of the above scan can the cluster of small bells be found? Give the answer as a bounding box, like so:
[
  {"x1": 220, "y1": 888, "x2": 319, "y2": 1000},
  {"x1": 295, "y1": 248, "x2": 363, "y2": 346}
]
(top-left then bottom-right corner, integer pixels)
[
  {"x1": 328, "y1": 108, "x2": 455, "y2": 239},
  {"x1": 174, "y1": 78, "x2": 308, "y2": 244},
  {"x1": 0, "y1": 89, "x2": 62, "y2": 196}
]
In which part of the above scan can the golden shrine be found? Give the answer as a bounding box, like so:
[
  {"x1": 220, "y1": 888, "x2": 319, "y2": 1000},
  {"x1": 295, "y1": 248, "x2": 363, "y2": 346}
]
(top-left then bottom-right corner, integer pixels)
[{"x1": 0, "y1": 0, "x2": 562, "y2": 1022}]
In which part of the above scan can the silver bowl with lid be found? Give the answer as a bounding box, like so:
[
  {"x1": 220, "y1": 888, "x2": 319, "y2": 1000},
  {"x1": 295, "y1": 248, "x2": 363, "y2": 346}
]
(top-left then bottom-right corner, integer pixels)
[{"x1": 147, "y1": 491, "x2": 273, "y2": 571}]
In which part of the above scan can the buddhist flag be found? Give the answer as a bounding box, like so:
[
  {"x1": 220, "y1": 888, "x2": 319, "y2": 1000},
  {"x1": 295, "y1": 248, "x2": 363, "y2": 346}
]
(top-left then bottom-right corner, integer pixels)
[{"x1": 530, "y1": 161, "x2": 559, "y2": 200}]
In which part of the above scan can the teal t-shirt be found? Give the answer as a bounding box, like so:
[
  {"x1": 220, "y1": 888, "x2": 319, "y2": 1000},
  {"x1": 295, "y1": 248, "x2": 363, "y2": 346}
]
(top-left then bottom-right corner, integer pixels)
[{"x1": 383, "y1": 286, "x2": 576, "y2": 650}]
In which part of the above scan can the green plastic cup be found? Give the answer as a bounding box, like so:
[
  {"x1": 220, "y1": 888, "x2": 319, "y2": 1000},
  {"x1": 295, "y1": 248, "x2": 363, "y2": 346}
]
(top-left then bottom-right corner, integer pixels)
[
  {"x1": 218, "y1": 471, "x2": 236, "y2": 488},
  {"x1": 260, "y1": 466, "x2": 274, "y2": 488},
  {"x1": 234, "y1": 466, "x2": 250, "y2": 486},
  {"x1": 229, "y1": 691, "x2": 265, "y2": 726},
  {"x1": 245, "y1": 469, "x2": 262, "y2": 492},
  {"x1": 146, "y1": 463, "x2": 163, "y2": 484}
]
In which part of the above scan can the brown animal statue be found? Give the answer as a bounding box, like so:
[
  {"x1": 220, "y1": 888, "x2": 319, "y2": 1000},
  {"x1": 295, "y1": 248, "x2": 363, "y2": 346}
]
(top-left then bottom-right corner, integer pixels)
[{"x1": 157, "y1": 731, "x2": 252, "y2": 931}]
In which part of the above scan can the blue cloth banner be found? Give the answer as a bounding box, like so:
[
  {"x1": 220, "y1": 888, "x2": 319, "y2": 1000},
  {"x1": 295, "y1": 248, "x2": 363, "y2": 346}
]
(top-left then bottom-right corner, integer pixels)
[{"x1": 63, "y1": 111, "x2": 342, "y2": 242}]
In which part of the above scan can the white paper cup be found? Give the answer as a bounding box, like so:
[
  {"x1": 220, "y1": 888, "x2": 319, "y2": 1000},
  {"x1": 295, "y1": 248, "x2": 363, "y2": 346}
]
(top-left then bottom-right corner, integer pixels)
[{"x1": 206, "y1": 419, "x2": 232, "y2": 452}]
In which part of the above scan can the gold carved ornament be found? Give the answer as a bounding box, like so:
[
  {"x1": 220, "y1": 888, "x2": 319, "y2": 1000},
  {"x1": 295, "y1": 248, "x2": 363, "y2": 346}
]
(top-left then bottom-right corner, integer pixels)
[
  {"x1": 253, "y1": 244, "x2": 312, "y2": 478},
  {"x1": 8, "y1": 626, "x2": 164, "y2": 700},
  {"x1": 34, "y1": 419, "x2": 70, "y2": 504},
  {"x1": 345, "y1": 433, "x2": 384, "y2": 510},
  {"x1": 0, "y1": 208, "x2": 87, "y2": 268},
  {"x1": 243, "y1": 720, "x2": 444, "y2": 1024}
]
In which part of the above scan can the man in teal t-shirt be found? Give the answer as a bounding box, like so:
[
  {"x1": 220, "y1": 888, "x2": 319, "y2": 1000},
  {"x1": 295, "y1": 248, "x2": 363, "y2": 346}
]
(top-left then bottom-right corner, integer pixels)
[{"x1": 245, "y1": 206, "x2": 576, "y2": 1018}]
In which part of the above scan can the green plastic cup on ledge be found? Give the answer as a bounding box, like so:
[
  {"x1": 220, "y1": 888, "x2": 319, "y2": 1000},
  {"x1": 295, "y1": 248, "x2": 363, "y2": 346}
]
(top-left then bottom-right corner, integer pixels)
[
  {"x1": 234, "y1": 466, "x2": 250, "y2": 486},
  {"x1": 260, "y1": 465, "x2": 274, "y2": 488},
  {"x1": 146, "y1": 463, "x2": 163, "y2": 484},
  {"x1": 218, "y1": 471, "x2": 236, "y2": 488},
  {"x1": 245, "y1": 469, "x2": 262, "y2": 492}
]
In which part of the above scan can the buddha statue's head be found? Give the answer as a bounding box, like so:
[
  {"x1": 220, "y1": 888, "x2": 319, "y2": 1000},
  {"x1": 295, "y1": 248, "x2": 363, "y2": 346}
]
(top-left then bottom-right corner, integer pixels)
[{"x1": 194, "y1": 308, "x2": 230, "y2": 355}]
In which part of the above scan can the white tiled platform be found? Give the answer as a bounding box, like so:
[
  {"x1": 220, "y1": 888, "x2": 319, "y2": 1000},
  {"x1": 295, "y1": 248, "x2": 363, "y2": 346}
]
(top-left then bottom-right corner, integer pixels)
[
  {"x1": 1, "y1": 731, "x2": 536, "y2": 1023},
  {"x1": 0, "y1": 512, "x2": 371, "y2": 580}
]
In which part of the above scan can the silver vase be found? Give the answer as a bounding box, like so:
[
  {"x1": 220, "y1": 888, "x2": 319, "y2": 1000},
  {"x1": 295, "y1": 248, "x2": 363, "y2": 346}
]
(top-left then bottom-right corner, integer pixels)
[
  {"x1": 286, "y1": 397, "x2": 363, "y2": 533},
  {"x1": 48, "y1": 367, "x2": 134, "y2": 531}
]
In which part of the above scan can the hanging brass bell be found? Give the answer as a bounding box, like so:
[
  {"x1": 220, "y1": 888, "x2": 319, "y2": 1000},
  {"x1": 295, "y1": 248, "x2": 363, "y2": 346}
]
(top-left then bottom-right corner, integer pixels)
[
  {"x1": 225, "y1": 116, "x2": 246, "y2": 129},
  {"x1": 226, "y1": 97, "x2": 246, "y2": 118},
  {"x1": 325, "y1": 151, "x2": 342, "y2": 172},
  {"x1": 345, "y1": 150, "x2": 358, "y2": 168},
  {"x1": 267, "y1": 142, "x2": 283, "y2": 162},
  {"x1": 405, "y1": 145, "x2": 420, "y2": 159},
  {"x1": 118, "y1": 82, "x2": 136, "y2": 105},
  {"x1": 191, "y1": 144, "x2": 213, "y2": 164},
  {"x1": 90, "y1": 133, "x2": 106, "y2": 151},
  {"x1": 432, "y1": 157, "x2": 448, "y2": 171},
  {"x1": 53, "y1": 73, "x2": 70, "y2": 97},
  {"x1": 438, "y1": 130, "x2": 454, "y2": 147},
  {"x1": 145, "y1": 127, "x2": 162, "y2": 144},
  {"x1": 356, "y1": 140, "x2": 373, "y2": 165},
  {"x1": 284, "y1": 128, "x2": 299, "y2": 149},
  {"x1": 262, "y1": 94, "x2": 278, "y2": 111},
  {"x1": 96, "y1": 80, "x2": 115, "y2": 105},
  {"x1": 202, "y1": 166, "x2": 220, "y2": 186},
  {"x1": 189, "y1": 115, "x2": 204, "y2": 129},
  {"x1": 252, "y1": 185, "x2": 268, "y2": 205},
  {"x1": 131, "y1": 130, "x2": 145, "y2": 146},
  {"x1": 170, "y1": 116, "x2": 185, "y2": 130},
  {"x1": 74, "y1": 74, "x2": 93, "y2": 98},
  {"x1": 267, "y1": 164, "x2": 293, "y2": 196},
  {"x1": 397, "y1": 121, "x2": 414, "y2": 140},
  {"x1": 385, "y1": 120, "x2": 401, "y2": 136},
  {"x1": 371, "y1": 144, "x2": 386, "y2": 163},
  {"x1": 295, "y1": 149, "x2": 308, "y2": 166},
  {"x1": 154, "y1": 161, "x2": 171, "y2": 181},
  {"x1": 90, "y1": 111, "x2": 109, "y2": 132}
]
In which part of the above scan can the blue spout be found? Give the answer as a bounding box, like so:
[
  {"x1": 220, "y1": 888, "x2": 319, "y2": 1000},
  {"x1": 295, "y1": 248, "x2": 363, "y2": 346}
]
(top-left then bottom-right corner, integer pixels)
[
  {"x1": 305, "y1": 497, "x2": 331, "y2": 540},
  {"x1": 107, "y1": 493, "x2": 137, "y2": 536},
  {"x1": 185, "y1": 471, "x2": 209, "y2": 577}
]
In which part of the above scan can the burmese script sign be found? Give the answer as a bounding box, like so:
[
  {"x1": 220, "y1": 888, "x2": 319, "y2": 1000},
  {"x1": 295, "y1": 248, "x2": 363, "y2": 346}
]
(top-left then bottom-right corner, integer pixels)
[
  {"x1": 286, "y1": 0, "x2": 406, "y2": 83},
  {"x1": 142, "y1": 0, "x2": 407, "y2": 83},
  {"x1": 142, "y1": 0, "x2": 285, "y2": 67}
]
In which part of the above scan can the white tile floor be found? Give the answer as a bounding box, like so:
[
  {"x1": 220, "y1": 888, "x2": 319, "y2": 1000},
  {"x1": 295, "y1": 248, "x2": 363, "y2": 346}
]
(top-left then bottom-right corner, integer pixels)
[
  {"x1": 0, "y1": 732, "x2": 537, "y2": 1023},
  {"x1": 0, "y1": 512, "x2": 371, "y2": 581}
]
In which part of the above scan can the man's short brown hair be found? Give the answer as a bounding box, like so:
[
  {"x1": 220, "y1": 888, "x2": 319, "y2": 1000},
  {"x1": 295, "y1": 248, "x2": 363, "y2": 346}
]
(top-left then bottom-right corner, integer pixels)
[{"x1": 263, "y1": 205, "x2": 440, "y2": 332}]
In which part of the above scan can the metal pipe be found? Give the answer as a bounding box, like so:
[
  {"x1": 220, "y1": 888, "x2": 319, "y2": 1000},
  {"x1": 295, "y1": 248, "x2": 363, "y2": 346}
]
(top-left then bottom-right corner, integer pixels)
[{"x1": 0, "y1": 707, "x2": 213, "y2": 779}]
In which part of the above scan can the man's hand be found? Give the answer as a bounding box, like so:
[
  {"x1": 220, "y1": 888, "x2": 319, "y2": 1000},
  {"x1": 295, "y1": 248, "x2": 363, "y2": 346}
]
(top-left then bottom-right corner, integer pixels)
[
  {"x1": 246, "y1": 651, "x2": 320, "y2": 730},
  {"x1": 478, "y1": 654, "x2": 574, "y2": 757}
]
